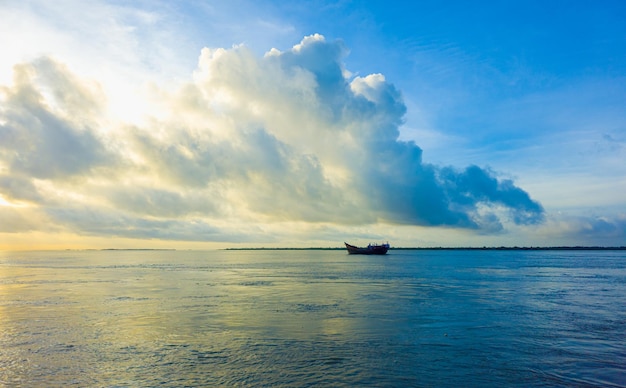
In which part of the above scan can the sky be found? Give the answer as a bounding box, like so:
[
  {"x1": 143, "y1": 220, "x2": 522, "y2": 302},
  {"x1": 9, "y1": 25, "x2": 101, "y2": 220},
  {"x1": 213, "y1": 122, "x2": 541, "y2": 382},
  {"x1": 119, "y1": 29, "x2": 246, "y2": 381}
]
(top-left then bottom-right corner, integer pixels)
[{"x1": 1, "y1": 0, "x2": 625, "y2": 249}]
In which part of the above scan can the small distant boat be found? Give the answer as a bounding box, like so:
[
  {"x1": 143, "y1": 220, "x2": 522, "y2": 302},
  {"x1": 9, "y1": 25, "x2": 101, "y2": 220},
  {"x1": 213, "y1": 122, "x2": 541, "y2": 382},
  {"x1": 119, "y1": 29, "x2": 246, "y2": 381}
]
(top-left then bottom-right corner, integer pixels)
[{"x1": 344, "y1": 242, "x2": 390, "y2": 255}]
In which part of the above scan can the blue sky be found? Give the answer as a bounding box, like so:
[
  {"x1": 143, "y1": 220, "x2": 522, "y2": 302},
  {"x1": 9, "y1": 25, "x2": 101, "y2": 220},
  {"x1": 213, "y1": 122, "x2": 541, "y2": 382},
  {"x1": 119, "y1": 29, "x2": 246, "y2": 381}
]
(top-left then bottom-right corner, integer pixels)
[{"x1": 1, "y1": 0, "x2": 625, "y2": 249}]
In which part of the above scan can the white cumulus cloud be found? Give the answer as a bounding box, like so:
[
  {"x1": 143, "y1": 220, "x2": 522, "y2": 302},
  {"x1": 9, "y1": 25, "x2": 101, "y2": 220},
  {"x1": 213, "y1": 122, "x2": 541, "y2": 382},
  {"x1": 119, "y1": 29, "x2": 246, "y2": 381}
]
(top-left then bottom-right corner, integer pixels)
[{"x1": 0, "y1": 35, "x2": 546, "y2": 243}]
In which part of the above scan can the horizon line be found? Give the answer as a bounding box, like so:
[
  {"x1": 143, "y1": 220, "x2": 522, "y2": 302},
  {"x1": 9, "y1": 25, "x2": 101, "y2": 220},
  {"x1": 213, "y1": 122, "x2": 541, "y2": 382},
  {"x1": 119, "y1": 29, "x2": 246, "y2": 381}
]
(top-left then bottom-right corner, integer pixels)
[
  {"x1": 3, "y1": 246, "x2": 625, "y2": 252},
  {"x1": 224, "y1": 246, "x2": 626, "y2": 251}
]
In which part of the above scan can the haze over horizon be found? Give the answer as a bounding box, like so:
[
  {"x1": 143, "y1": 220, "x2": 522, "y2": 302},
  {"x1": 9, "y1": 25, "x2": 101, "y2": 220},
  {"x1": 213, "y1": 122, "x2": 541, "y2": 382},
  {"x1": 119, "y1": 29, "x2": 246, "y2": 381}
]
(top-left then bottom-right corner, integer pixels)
[{"x1": 1, "y1": 1, "x2": 625, "y2": 249}]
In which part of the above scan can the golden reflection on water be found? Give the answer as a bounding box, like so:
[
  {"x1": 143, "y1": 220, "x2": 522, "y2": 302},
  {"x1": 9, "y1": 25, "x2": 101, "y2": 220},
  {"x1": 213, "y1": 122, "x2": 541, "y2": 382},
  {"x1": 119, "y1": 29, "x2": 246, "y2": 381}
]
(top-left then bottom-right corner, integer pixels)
[
  {"x1": 0, "y1": 250, "x2": 421, "y2": 385},
  {"x1": 0, "y1": 251, "x2": 382, "y2": 356}
]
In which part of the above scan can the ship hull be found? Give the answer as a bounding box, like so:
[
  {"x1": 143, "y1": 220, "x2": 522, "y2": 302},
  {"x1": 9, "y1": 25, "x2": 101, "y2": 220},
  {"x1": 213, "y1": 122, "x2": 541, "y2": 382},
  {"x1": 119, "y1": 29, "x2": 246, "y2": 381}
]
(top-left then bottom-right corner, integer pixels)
[{"x1": 344, "y1": 242, "x2": 389, "y2": 255}]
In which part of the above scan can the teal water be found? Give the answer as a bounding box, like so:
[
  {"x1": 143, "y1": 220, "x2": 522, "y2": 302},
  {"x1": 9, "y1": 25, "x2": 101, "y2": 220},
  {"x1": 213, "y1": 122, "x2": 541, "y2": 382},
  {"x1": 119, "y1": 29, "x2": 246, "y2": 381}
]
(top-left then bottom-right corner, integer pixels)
[{"x1": 1, "y1": 249, "x2": 625, "y2": 387}]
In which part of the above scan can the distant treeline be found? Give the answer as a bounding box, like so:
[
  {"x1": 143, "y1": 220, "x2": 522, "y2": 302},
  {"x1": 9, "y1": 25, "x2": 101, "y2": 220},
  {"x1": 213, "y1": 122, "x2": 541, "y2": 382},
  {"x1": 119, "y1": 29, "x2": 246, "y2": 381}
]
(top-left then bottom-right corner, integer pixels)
[
  {"x1": 62, "y1": 248, "x2": 178, "y2": 252},
  {"x1": 393, "y1": 246, "x2": 626, "y2": 250},
  {"x1": 224, "y1": 247, "x2": 344, "y2": 251},
  {"x1": 225, "y1": 246, "x2": 626, "y2": 251}
]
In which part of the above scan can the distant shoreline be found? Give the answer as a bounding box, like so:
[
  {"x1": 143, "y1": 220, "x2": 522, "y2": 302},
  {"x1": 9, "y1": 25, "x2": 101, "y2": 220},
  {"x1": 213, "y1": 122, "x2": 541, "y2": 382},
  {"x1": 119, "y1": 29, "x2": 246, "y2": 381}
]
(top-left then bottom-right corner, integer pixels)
[
  {"x1": 224, "y1": 246, "x2": 626, "y2": 251},
  {"x1": 99, "y1": 248, "x2": 177, "y2": 251},
  {"x1": 49, "y1": 247, "x2": 625, "y2": 252}
]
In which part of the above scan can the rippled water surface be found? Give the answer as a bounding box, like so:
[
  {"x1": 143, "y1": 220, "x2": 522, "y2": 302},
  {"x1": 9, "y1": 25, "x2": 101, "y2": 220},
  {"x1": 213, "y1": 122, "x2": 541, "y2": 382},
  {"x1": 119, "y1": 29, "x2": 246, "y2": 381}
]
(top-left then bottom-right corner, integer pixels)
[{"x1": 1, "y1": 249, "x2": 625, "y2": 387}]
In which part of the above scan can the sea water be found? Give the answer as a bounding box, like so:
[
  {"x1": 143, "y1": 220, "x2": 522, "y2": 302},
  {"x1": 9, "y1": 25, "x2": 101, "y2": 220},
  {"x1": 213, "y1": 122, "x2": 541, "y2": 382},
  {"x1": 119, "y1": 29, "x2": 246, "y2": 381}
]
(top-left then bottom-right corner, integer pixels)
[{"x1": 1, "y1": 249, "x2": 624, "y2": 387}]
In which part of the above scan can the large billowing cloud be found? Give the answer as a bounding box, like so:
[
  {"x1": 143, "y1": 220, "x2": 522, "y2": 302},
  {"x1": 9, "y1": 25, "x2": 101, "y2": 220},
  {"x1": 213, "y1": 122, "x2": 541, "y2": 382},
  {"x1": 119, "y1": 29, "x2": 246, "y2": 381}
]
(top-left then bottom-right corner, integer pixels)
[{"x1": 0, "y1": 35, "x2": 545, "y2": 241}]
